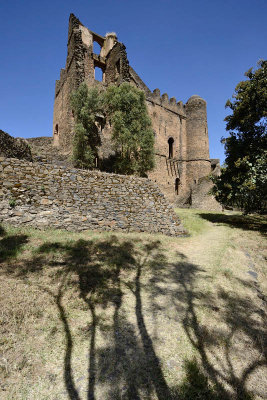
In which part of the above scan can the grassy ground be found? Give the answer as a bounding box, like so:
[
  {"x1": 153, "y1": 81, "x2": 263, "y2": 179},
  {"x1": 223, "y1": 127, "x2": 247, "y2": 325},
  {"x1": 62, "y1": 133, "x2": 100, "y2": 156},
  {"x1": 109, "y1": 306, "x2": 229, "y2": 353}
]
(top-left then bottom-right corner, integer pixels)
[{"x1": 0, "y1": 209, "x2": 266, "y2": 400}]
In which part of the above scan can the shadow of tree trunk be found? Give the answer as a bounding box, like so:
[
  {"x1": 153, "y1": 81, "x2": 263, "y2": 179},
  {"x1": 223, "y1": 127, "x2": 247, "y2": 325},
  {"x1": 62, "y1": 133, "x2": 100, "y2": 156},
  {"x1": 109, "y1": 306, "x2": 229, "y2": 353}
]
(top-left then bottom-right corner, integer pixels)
[
  {"x1": 87, "y1": 300, "x2": 96, "y2": 400},
  {"x1": 113, "y1": 276, "x2": 142, "y2": 399},
  {"x1": 179, "y1": 263, "x2": 260, "y2": 400},
  {"x1": 181, "y1": 274, "x2": 229, "y2": 399},
  {"x1": 135, "y1": 260, "x2": 173, "y2": 400},
  {"x1": 43, "y1": 276, "x2": 81, "y2": 400}
]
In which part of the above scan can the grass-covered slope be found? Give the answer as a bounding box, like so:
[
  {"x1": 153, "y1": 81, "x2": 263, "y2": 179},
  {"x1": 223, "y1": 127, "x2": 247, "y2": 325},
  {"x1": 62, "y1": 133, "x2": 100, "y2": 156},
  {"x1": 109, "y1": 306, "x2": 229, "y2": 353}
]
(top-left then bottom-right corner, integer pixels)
[{"x1": 0, "y1": 210, "x2": 266, "y2": 399}]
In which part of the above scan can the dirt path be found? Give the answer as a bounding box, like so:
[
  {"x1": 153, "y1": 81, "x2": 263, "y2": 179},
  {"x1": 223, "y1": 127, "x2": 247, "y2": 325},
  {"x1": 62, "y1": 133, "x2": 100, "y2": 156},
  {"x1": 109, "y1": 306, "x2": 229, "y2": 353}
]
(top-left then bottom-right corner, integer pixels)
[{"x1": 180, "y1": 220, "x2": 232, "y2": 267}]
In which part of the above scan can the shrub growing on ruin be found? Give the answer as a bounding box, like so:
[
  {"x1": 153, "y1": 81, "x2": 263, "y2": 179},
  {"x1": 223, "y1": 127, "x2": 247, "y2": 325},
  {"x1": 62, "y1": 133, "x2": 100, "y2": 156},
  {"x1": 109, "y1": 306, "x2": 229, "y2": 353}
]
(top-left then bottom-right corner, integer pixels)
[
  {"x1": 71, "y1": 82, "x2": 155, "y2": 176},
  {"x1": 103, "y1": 83, "x2": 155, "y2": 176},
  {"x1": 71, "y1": 83, "x2": 102, "y2": 169}
]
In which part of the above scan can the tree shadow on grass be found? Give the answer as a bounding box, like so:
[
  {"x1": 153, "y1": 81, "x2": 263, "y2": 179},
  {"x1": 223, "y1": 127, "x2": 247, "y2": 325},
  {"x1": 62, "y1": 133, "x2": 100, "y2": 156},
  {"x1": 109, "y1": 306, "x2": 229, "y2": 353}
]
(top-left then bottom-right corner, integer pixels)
[
  {"x1": 1, "y1": 234, "x2": 266, "y2": 399},
  {"x1": 15, "y1": 236, "x2": 171, "y2": 399},
  {"x1": 199, "y1": 213, "x2": 267, "y2": 236},
  {"x1": 178, "y1": 358, "x2": 221, "y2": 400},
  {"x1": 0, "y1": 229, "x2": 28, "y2": 263},
  {"x1": 177, "y1": 356, "x2": 255, "y2": 400},
  {"x1": 148, "y1": 250, "x2": 266, "y2": 399}
]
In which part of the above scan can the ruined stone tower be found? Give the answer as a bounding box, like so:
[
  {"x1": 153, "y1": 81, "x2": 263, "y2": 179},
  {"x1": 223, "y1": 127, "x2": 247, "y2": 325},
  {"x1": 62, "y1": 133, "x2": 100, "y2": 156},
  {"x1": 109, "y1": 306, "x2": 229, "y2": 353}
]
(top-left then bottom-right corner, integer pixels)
[{"x1": 53, "y1": 14, "x2": 213, "y2": 204}]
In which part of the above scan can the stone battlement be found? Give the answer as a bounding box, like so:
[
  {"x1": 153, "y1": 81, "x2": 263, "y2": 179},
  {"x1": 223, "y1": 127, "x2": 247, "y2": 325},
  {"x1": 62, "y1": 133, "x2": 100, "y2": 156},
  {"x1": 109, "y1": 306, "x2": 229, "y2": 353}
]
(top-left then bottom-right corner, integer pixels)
[{"x1": 147, "y1": 89, "x2": 185, "y2": 117}]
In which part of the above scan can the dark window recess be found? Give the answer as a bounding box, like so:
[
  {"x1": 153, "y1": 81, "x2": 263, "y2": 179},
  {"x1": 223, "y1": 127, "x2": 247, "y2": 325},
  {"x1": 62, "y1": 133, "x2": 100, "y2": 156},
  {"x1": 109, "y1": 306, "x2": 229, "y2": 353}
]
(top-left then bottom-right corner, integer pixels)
[
  {"x1": 175, "y1": 178, "x2": 180, "y2": 195},
  {"x1": 54, "y1": 124, "x2": 59, "y2": 135},
  {"x1": 116, "y1": 60, "x2": 121, "y2": 76},
  {"x1": 168, "y1": 137, "x2": 174, "y2": 158}
]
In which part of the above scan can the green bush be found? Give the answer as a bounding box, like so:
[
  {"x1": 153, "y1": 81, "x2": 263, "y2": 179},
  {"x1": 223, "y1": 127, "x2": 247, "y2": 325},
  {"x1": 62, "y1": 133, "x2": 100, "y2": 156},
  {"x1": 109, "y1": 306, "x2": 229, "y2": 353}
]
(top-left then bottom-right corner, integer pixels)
[
  {"x1": 71, "y1": 82, "x2": 155, "y2": 176},
  {"x1": 9, "y1": 198, "x2": 16, "y2": 208},
  {"x1": 71, "y1": 84, "x2": 102, "y2": 169},
  {"x1": 103, "y1": 83, "x2": 155, "y2": 176}
]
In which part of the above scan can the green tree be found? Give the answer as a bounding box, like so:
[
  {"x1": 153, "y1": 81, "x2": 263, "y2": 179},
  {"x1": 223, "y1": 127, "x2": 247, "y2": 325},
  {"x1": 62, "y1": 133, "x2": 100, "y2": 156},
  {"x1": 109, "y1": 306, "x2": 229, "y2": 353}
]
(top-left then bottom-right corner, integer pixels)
[
  {"x1": 212, "y1": 60, "x2": 267, "y2": 213},
  {"x1": 71, "y1": 83, "x2": 102, "y2": 169},
  {"x1": 103, "y1": 83, "x2": 155, "y2": 176}
]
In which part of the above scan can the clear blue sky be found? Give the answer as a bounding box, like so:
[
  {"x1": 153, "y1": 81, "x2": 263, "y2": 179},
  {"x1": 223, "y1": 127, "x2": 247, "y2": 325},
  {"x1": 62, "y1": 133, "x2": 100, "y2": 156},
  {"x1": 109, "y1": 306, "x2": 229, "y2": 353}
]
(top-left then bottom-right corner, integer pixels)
[{"x1": 0, "y1": 0, "x2": 266, "y2": 163}]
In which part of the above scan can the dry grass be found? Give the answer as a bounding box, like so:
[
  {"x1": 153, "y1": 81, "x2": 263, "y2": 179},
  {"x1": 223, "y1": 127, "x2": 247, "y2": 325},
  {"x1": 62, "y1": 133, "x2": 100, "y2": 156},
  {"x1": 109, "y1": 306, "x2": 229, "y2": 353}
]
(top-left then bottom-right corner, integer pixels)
[{"x1": 0, "y1": 209, "x2": 266, "y2": 399}]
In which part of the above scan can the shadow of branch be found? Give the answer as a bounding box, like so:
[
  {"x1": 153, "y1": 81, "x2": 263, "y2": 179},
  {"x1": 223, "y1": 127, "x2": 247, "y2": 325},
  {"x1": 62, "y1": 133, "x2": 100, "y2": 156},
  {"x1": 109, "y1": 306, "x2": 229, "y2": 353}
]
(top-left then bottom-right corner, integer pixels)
[
  {"x1": 0, "y1": 233, "x2": 28, "y2": 263},
  {"x1": 1, "y1": 231, "x2": 265, "y2": 400}
]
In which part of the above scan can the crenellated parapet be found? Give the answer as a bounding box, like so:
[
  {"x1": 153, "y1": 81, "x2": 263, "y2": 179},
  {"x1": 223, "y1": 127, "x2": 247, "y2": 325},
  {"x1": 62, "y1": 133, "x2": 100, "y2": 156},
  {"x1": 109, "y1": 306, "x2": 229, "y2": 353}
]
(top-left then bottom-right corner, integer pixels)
[{"x1": 147, "y1": 88, "x2": 186, "y2": 117}]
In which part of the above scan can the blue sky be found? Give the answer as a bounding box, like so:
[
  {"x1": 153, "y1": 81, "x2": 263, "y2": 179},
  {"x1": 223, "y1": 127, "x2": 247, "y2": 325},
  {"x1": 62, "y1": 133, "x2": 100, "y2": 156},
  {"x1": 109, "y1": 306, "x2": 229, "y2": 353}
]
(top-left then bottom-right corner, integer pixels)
[{"x1": 0, "y1": 0, "x2": 266, "y2": 163}]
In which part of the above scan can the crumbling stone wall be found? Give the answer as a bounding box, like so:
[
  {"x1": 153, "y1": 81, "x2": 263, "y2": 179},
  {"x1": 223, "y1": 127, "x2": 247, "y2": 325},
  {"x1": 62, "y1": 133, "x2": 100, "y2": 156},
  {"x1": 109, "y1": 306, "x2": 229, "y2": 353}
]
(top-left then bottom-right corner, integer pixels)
[
  {"x1": 105, "y1": 42, "x2": 131, "y2": 85},
  {"x1": 0, "y1": 157, "x2": 184, "y2": 236},
  {"x1": 190, "y1": 176, "x2": 222, "y2": 211},
  {"x1": 0, "y1": 130, "x2": 32, "y2": 161},
  {"x1": 53, "y1": 14, "x2": 95, "y2": 150}
]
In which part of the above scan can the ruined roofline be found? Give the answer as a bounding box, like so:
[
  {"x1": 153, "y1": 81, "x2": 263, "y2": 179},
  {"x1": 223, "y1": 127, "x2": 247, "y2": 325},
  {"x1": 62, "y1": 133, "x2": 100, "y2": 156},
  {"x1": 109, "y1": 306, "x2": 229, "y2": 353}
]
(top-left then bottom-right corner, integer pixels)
[
  {"x1": 69, "y1": 13, "x2": 114, "y2": 42},
  {"x1": 67, "y1": 14, "x2": 186, "y2": 118},
  {"x1": 69, "y1": 13, "x2": 83, "y2": 29},
  {"x1": 88, "y1": 29, "x2": 106, "y2": 41}
]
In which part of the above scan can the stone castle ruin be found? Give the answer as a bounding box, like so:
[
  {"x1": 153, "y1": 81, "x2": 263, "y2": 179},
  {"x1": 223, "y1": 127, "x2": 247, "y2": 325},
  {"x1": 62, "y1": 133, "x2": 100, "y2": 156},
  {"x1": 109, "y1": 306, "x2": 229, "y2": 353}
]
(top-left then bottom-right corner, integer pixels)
[
  {"x1": 53, "y1": 13, "x2": 219, "y2": 206},
  {"x1": 0, "y1": 13, "x2": 221, "y2": 236}
]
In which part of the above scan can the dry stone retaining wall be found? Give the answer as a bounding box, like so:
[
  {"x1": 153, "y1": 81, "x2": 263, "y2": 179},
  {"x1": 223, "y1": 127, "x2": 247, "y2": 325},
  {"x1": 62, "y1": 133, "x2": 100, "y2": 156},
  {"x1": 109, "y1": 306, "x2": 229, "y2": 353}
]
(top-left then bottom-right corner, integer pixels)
[{"x1": 0, "y1": 157, "x2": 185, "y2": 236}]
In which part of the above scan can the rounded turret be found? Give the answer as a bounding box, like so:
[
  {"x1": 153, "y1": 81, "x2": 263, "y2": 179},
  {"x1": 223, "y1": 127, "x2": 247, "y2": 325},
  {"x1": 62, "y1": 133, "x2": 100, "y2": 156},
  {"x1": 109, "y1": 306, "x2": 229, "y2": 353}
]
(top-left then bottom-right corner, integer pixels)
[
  {"x1": 185, "y1": 94, "x2": 210, "y2": 183},
  {"x1": 185, "y1": 94, "x2": 210, "y2": 161},
  {"x1": 187, "y1": 94, "x2": 206, "y2": 103}
]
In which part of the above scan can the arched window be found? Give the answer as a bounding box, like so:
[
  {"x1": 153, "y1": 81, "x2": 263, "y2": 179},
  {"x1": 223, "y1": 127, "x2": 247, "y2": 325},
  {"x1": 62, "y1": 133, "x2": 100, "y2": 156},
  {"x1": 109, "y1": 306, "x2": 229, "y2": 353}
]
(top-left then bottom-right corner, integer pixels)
[
  {"x1": 175, "y1": 177, "x2": 180, "y2": 195},
  {"x1": 168, "y1": 137, "x2": 174, "y2": 158},
  {"x1": 54, "y1": 124, "x2": 59, "y2": 135}
]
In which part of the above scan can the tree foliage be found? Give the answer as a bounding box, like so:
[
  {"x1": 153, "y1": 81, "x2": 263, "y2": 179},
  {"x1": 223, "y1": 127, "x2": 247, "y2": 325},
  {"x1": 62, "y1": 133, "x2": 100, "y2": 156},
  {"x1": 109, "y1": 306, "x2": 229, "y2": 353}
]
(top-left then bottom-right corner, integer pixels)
[
  {"x1": 71, "y1": 82, "x2": 155, "y2": 176},
  {"x1": 212, "y1": 60, "x2": 267, "y2": 213},
  {"x1": 103, "y1": 83, "x2": 155, "y2": 176},
  {"x1": 71, "y1": 83, "x2": 102, "y2": 169}
]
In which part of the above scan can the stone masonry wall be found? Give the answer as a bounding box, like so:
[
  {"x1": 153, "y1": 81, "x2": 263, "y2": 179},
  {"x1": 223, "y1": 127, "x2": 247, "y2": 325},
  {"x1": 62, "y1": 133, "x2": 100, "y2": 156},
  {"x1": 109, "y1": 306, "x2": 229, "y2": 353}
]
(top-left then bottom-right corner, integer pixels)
[{"x1": 0, "y1": 158, "x2": 185, "y2": 236}]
